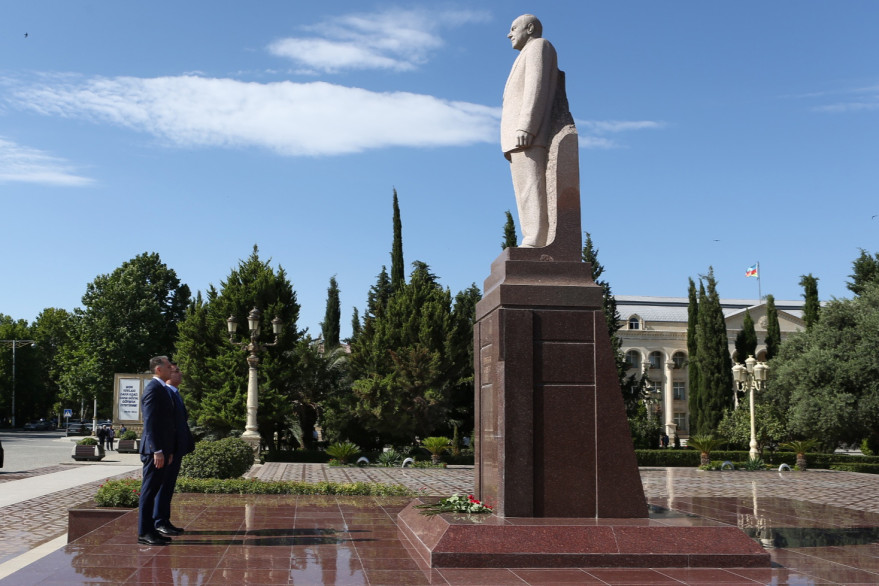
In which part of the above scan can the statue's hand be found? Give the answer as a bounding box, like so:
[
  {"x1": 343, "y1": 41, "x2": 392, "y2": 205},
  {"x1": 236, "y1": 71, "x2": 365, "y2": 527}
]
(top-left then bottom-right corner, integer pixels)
[{"x1": 515, "y1": 129, "x2": 534, "y2": 148}]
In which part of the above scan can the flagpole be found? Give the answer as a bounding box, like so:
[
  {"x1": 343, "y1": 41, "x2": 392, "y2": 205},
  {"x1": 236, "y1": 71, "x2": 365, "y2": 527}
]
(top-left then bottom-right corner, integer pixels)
[{"x1": 757, "y1": 261, "x2": 762, "y2": 301}]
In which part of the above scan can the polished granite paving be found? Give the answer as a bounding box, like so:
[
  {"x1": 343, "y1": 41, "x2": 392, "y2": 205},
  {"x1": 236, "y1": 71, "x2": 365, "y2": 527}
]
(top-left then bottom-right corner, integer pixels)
[{"x1": 5, "y1": 468, "x2": 879, "y2": 584}]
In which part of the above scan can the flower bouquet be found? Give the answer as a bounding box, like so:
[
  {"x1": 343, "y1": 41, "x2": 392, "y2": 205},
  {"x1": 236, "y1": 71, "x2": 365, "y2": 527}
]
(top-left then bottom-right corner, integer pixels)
[{"x1": 415, "y1": 493, "x2": 493, "y2": 516}]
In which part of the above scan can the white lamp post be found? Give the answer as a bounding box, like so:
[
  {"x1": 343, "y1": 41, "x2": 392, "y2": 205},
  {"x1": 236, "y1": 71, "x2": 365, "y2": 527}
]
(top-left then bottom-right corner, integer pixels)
[
  {"x1": 732, "y1": 355, "x2": 769, "y2": 461},
  {"x1": 227, "y1": 308, "x2": 283, "y2": 457}
]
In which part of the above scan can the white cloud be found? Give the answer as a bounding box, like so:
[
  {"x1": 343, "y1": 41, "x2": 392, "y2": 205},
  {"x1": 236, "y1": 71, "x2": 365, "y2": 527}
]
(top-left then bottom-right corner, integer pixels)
[
  {"x1": 575, "y1": 119, "x2": 665, "y2": 149},
  {"x1": 6, "y1": 74, "x2": 500, "y2": 156},
  {"x1": 0, "y1": 137, "x2": 93, "y2": 186},
  {"x1": 268, "y1": 8, "x2": 489, "y2": 73}
]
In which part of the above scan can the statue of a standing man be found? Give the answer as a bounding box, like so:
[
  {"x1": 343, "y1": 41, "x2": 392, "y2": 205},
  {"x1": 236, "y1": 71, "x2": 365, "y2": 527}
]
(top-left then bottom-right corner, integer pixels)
[{"x1": 502, "y1": 14, "x2": 558, "y2": 248}]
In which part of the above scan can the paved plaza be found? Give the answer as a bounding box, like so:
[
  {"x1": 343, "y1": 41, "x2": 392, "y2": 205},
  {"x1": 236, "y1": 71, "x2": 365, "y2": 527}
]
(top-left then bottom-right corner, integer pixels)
[{"x1": 1, "y1": 462, "x2": 879, "y2": 584}]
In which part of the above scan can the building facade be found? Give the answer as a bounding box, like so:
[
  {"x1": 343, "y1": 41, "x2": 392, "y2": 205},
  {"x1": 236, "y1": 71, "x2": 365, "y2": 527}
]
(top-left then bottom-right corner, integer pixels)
[{"x1": 615, "y1": 296, "x2": 806, "y2": 441}]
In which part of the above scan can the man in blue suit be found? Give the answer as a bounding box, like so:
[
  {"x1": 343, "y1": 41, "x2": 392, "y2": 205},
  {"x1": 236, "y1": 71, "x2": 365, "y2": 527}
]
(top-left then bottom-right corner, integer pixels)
[
  {"x1": 138, "y1": 355, "x2": 178, "y2": 546},
  {"x1": 153, "y1": 362, "x2": 195, "y2": 536}
]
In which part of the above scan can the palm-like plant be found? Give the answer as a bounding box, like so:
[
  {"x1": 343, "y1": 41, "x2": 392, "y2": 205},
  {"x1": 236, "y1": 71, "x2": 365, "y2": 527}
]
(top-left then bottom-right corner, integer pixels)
[
  {"x1": 687, "y1": 435, "x2": 725, "y2": 467},
  {"x1": 781, "y1": 439, "x2": 819, "y2": 471},
  {"x1": 326, "y1": 441, "x2": 361, "y2": 464},
  {"x1": 421, "y1": 436, "x2": 452, "y2": 464}
]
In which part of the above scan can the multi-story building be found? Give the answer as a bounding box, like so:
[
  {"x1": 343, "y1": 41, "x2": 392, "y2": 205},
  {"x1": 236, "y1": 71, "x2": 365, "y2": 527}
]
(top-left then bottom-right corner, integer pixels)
[{"x1": 615, "y1": 295, "x2": 806, "y2": 441}]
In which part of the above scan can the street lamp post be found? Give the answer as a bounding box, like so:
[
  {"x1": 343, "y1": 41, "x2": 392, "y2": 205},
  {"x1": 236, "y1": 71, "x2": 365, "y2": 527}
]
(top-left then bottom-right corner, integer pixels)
[
  {"x1": 732, "y1": 355, "x2": 769, "y2": 461},
  {"x1": 226, "y1": 308, "x2": 283, "y2": 457},
  {"x1": 1, "y1": 339, "x2": 37, "y2": 427}
]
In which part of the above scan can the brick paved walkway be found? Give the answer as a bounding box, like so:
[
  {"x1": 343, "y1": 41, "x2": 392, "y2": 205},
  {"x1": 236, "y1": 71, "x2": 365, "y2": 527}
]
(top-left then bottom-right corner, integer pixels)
[{"x1": 0, "y1": 466, "x2": 139, "y2": 566}]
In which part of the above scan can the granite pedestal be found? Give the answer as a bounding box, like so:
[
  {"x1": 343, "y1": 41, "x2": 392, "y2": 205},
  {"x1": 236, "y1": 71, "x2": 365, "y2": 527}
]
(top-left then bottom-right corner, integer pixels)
[{"x1": 397, "y1": 247, "x2": 770, "y2": 568}]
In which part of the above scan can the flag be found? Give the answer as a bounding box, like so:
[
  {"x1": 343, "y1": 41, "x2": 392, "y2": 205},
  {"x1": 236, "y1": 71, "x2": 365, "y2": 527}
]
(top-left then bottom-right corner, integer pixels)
[{"x1": 745, "y1": 264, "x2": 758, "y2": 278}]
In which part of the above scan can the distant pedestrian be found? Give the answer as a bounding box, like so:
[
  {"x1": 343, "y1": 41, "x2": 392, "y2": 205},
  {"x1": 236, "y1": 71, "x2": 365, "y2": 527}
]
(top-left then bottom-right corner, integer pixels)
[
  {"x1": 107, "y1": 426, "x2": 116, "y2": 451},
  {"x1": 661, "y1": 433, "x2": 669, "y2": 449},
  {"x1": 97, "y1": 425, "x2": 107, "y2": 450}
]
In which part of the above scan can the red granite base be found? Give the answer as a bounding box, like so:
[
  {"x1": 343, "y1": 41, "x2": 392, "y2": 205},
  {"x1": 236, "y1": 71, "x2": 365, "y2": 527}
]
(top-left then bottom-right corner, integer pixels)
[{"x1": 397, "y1": 500, "x2": 770, "y2": 569}]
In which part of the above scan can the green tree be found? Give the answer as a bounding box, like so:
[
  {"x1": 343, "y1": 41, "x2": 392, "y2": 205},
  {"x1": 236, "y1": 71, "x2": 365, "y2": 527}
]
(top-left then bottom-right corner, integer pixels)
[
  {"x1": 390, "y1": 189, "x2": 405, "y2": 293},
  {"x1": 0, "y1": 316, "x2": 43, "y2": 424},
  {"x1": 686, "y1": 278, "x2": 700, "y2": 430},
  {"x1": 501, "y1": 210, "x2": 517, "y2": 250},
  {"x1": 446, "y1": 284, "x2": 482, "y2": 437},
  {"x1": 31, "y1": 308, "x2": 76, "y2": 420},
  {"x1": 348, "y1": 307, "x2": 361, "y2": 344},
  {"x1": 321, "y1": 276, "x2": 341, "y2": 349},
  {"x1": 847, "y1": 249, "x2": 879, "y2": 296},
  {"x1": 716, "y1": 403, "x2": 786, "y2": 454},
  {"x1": 693, "y1": 268, "x2": 733, "y2": 434},
  {"x1": 769, "y1": 284, "x2": 879, "y2": 450},
  {"x1": 581, "y1": 232, "x2": 627, "y2": 391},
  {"x1": 175, "y1": 246, "x2": 305, "y2": 447},
  {"x1": 57, "y1": 252, "x2": 190, "y2": 417},
  {"x1": 799, "y1": 274, "x2": 820, "y2": 330},
  {"x1": 734, "y1": 310, "x2": 757, "y2": 364},
  {"x1": 764, "y1": 294, "x2": 781, "y2": 360},
  {"x1": 347, "y1": 262, "x2": 459, "y2": 446}
]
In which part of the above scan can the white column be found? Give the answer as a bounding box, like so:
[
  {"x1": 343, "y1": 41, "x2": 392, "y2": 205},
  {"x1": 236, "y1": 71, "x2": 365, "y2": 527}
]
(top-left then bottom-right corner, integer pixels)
[{"x1": 664, "y1": 359, "x2": 677, "y2": 438}]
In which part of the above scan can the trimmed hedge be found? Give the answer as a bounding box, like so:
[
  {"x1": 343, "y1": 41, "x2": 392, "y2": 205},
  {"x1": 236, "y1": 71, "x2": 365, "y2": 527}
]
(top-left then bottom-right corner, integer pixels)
[
  {"x1": 180, "y1": 437, "x2": 254, "y2": 479},
  {"x1": 262, "y1": 449, "x2": 330, "y2": 463},
  {"x1": 830, "y1": 463, "x2": 879, "y2": 474},
  {"x1": 635, "y1": 449, "x2": 879, "y2": 469},
  {"x1": 175, "y1": 477, "x2": 415, "y2": 496}
]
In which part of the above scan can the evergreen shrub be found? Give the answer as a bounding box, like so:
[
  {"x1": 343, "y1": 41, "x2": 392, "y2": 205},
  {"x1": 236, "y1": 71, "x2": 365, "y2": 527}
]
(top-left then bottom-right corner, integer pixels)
[
  {"x1": 830, "y1": 463, "x2": 879, "y2": 474},
  {"x1": 120, "y1": 430, "x2": 137, "y2": 441},
  {"x1": 77, "y1": 437, "x2": 99, "y2": 446},
  {"x1": 180, "y1": 437, "x2": 254, "y2": 479},
  {"x1": 95, "y1": 478, "x2": 141, "y2": 507}
]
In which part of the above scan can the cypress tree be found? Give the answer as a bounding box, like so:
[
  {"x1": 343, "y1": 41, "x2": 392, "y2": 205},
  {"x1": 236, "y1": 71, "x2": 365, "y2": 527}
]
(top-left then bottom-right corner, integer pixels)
[
  {"x1": 694, "y1": 268, "x2": 733, "y2": 434},
  {"x1": 734, "y1": 310, "x2": 757, "y2": 364},
  {"x1": 348, "y1": 307, "x2": 361, "y2": 344},
  {"x1": 581, "y1": 232, "x2": 626, "y2": 389},
  {"x1": 321, "y1": 276, "x2": 341, "y2": 349},
  {"x1": 390, "y1": 189, "x2": 405, "y2": 293},
  {"x1": 686, "y1": 277, "x2": 700, "y2": 432},
  {"x1": 502, "y1": 210, "x2": 517, "y2": 250},
  {"x1": 799, "y1": 274, "x2": 820, "y2": 330},
  {"x1": 847, "y1": 249, "x2": 879, "y2": 296},
  {"x1": 764, "y1": 294, "x2": 781, "y2": 360}
]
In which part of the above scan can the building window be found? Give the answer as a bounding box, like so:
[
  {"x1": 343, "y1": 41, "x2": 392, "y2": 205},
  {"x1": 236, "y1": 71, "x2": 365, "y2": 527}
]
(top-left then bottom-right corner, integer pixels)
[
  {"x1": 625, "y1": 350, "x2": 641, "y2": 369},
  {"x1": 674, "y1": 412, "x2": 689, "y2": 432},
  {"x1": 672, "y1": 351, "x2": 687, "y2": 369},
  {"x1": 648, "y1": 351, "x2": 663, "y2": 369},
  {"x1": 673, "y1": 382, "x2": 686, "y2": 400},
  {"x1": 628, "y1": 316, "x2": 640, "y2": 330}
]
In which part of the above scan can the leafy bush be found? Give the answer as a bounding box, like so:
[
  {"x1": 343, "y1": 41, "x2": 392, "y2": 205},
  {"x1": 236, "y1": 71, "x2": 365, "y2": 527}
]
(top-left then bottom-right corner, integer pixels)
[
  {"x1": 421, "y1": 437, "x2": 452, "y2": 464},
  {"x1": 742, "y1": 458, "x2": 769, "y2": 471},
  {"x1": 77, "y1": 437, "x2": 99, "y2": 446},
  {"x1": 377, "y1": 450, "x2": 402, "y2": 467},
  {"x1": 95, "y1": 478, "x2": 141, "y2": 507},
  {"x1": 175, "y1": 477, "x2": 415, "y2": 496},
  {"x1": 120, "y1": 430, "x2": 137, "y2": 441},
  {"x1": 179, "y1": 437, "x2": 254, "y2": 479},
  {"x1": 325, "y1": 441, "x2": 360, "y2": 464}
]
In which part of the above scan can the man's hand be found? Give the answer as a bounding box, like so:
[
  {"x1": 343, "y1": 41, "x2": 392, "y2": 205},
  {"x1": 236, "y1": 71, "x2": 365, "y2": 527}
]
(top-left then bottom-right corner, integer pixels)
[
  {"x1": 153, "y1": 452, "x2": 165, "y2": 469},
  {"x1": 515, "y1": 129, "x2": 534, "y2": 148}
]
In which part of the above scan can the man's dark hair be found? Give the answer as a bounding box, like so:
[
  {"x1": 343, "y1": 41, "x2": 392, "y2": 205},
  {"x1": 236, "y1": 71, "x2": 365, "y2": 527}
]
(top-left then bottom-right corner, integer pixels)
[{"x1": 149, "y1": 355, "x2": 168, "y2": 373}]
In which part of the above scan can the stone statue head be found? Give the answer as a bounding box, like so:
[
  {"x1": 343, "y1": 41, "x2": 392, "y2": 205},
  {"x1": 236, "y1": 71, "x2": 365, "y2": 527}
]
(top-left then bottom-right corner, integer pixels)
[{"x1": 508, "y1": 14, "x2": 543, "y2": 51}]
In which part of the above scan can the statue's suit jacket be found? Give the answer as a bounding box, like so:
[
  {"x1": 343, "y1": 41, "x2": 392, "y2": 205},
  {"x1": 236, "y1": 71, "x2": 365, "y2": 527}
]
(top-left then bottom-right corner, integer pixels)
[{"x1": 501, "y1": 37, "x2": 558, "y2": 157}]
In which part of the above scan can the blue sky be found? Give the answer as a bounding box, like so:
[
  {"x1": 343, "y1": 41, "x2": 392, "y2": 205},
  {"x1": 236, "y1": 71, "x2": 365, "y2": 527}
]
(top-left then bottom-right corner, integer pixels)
[{"x1": 2, "y1": 1, "x2": 877, "y2": 339}]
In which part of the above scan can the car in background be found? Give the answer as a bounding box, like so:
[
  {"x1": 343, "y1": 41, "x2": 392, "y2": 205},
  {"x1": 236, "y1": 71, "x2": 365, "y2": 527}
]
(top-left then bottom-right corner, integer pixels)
[
  {"x1": 64, "y1": 419, "x2": 90, "y2": 436},
  {"x1": 24, "y1": 419, "x2": 55, "y2": 431}
]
